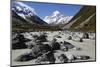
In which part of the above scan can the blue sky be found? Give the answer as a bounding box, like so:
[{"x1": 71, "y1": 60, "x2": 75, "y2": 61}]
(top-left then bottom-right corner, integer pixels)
[{"x1": 12, "y1": 1, "x2": 82, "y2": 19}]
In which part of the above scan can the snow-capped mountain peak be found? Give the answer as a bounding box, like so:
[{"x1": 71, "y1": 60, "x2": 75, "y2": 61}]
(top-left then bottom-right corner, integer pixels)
[
  {"x1": 17, "y1": 2, "x2": 37, "y2": 15},
  {"x1": 12, "y1": 1, "x2": 47, "y2": 25},
  {"x1": 44, "y1": 10, "x2": 73, "y2": 25},
  {"x1": 52, "y1": 10, "x2": 60, "y2": 17},
  {"x1": 12, "y1": 1, "x2": 37, "y2": 18}
]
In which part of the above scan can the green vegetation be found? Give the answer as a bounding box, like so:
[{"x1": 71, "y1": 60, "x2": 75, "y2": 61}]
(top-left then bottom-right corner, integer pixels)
[
  {"x1": 67, "y1": 6, "x2": 96, "y2": 32},
  {"x1": 12, "y1": 22, "x2": 61, "y2": 32}
]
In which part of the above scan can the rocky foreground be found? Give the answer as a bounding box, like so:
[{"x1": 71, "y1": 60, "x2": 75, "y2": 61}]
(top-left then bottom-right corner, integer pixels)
[{"x1": 11, "y1": 31, "x2": 96, "y2": 66}]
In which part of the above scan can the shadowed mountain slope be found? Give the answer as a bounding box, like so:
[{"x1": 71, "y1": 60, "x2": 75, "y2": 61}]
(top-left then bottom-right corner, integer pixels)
[{"x1": 62, "y1": 6, "x2": 96, "y2": 32}]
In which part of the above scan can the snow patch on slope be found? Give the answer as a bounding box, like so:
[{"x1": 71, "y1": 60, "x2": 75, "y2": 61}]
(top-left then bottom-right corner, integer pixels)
[{"x1": 12, "y1": 1, "x2": 37, "y2": 19}]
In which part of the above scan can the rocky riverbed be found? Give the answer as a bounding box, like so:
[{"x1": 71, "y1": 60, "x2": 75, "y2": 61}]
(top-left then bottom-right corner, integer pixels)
[{"x1": 11, "y1": 31, "x2": 96, "y2": 66}]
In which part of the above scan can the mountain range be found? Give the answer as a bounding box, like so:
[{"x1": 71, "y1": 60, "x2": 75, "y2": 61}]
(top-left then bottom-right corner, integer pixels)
[
  {"x1": 44, "y1": 10, "x2": 73, "y2": 25},
  {"x1": 12, "y1": 2, "x2": 96, "y2": 32},
  {"x1": 12, "y1": 2, "x2": 54, "y2": 32},
  {"x1": 12, "y1": 2, "x2": 47, "y2": 25}
]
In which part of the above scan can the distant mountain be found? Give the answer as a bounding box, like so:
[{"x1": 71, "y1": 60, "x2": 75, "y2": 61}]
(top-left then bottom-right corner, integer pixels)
[
  {"x1": 62, "y1": 6, "x2": 96, "y2": 32},
  {"x1": 44, "y1": 11, "x2": 73, "y2": 25},
  {"x1": 12, "y1": 2, "x2": 47, "y2": 25},
  {"x1": 12, "y1": 2, "x2": 51, "y2": 32}
]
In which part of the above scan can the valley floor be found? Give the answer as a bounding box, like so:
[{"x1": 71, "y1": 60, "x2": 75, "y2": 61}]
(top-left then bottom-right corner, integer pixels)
[{"x1": 11, "y1": 31, "x2": 96, "y2": 66}]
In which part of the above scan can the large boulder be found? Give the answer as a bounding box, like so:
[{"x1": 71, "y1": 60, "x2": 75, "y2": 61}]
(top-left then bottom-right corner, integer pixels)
[
  {"x1": 31, "y1": 44, "x2": 51, "y2": 58},
  {"x1": 36, "y1": 34, "x2": 47, "y2": 42},
  {"x1": 35, "y1": 54, "x2": 49, "y2": 64},
  {"x1": 83, "y1": 33, "x2": 89, "y2": 39},
  {"x1": 57, "y1": 54, "x2": 69, "y2": 63},
  {"x1": 12, "y1": 33, "x2": 30, "y2": 49},
  {"x1": 14, "y1": 44, "x2": 52, "y2": 62},
  {"x1": 46, "y1": 51, "x2": 55, "y2": 63},
  {"x1": 79, "y1": 38, "x2": 83, "y2": 42},
  {"x1": 54, "y1": 35, "x2": 62, "y2": 38},
  {"x1": 49, "y1": 38, "x2": 60, "y2": 50},
  {"x1": 67, "y1": 36, "x2": 72, "y2": 40},
  {"x1": 63, "y1": 41, "x2": 75, "y2": 49},
  {"x1": 60, "y1": 45, "x2": 68, "y2": 51},
  {"x1": 26, "y1": 41, "x2": 36, "y2": 49},
  {"x1": 32, "y1": 34, "x2": 38, "y2": 38},
  {"x1": 35, "y1": 51, "x2": 55, "y2": 64},
  {"x1": 65, "y1": 54, "x2": 75, "y2": 62}
]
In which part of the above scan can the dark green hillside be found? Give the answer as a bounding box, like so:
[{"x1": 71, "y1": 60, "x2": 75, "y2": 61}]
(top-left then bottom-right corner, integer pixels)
[
  {"x1": 63, "y1": 6, "x2": 96, "y2": 32},
  {"x1": 12, "y1": 10, "x2": 36, "y2": 32},
  {"x1": 75, "y1": 14, "x2": 96, "y2": 32}
]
